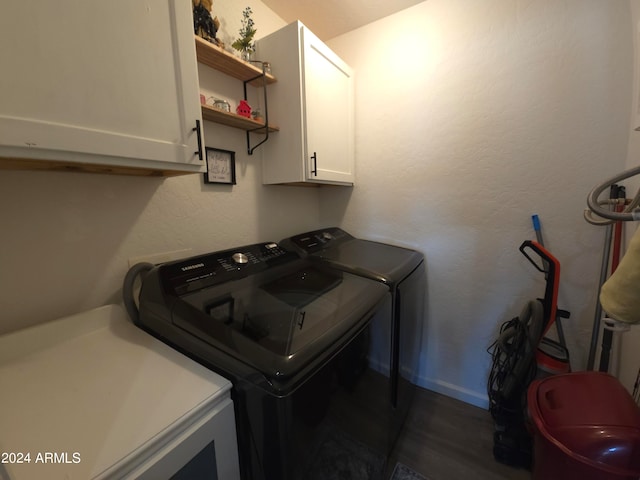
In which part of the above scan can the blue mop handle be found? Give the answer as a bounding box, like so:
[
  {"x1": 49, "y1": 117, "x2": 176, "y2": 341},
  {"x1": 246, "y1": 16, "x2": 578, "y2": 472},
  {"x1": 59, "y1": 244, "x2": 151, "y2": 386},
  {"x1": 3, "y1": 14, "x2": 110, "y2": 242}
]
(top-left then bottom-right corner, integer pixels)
[
  {"x1": 532, "y1": 214, "x2": 544, "y2": 246},
  {"x1": 532, "y1": 214, "x2": 549, "y2": 277}
]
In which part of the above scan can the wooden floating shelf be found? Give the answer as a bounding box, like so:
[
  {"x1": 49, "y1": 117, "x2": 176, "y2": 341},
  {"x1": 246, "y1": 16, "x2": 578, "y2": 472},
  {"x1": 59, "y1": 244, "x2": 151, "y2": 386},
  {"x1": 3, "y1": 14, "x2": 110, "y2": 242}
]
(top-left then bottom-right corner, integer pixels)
[
  {"x1": 201, "y1": 104, "x2": 279, "y2": 132},
  {"x1": 194, "y1": 36, "x2": 277, "y2": 86}
]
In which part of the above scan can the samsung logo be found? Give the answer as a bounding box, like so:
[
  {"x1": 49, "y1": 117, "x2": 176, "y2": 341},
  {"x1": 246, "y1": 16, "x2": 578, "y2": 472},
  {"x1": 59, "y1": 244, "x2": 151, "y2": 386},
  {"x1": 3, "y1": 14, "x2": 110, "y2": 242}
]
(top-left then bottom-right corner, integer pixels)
[{"x1": 181, "y1": 262, "x2": 205, "y2": 271}]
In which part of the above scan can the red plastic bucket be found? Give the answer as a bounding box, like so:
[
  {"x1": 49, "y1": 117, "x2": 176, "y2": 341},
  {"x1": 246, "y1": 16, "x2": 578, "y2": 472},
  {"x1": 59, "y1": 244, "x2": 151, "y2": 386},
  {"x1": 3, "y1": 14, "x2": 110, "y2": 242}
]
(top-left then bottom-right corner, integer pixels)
[{"x1": 528, "y1": 372, "x2": 640, "y2": 480}]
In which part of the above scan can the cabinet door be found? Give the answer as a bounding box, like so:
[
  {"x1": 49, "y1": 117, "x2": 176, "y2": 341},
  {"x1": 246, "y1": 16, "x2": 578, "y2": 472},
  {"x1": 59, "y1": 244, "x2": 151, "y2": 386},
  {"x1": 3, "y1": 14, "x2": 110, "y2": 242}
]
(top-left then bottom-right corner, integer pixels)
[
  {"x1": 0, "y1": 0, "x2": 204, "y2": 173},
  {"x1": 302, "y1": 28, "x2": 354, "y2": 184}
]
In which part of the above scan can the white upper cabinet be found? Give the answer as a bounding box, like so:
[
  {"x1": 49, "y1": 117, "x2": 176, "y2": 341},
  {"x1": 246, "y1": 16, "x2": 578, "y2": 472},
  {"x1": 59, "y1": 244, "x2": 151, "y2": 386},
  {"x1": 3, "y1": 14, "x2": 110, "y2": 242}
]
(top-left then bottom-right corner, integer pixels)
[
  {"x1": 257, "y1": 21, "x2": 354, "y2": 186},
  {"x1": 0, "y1": 1, "x2": 204, "y2": 176}
]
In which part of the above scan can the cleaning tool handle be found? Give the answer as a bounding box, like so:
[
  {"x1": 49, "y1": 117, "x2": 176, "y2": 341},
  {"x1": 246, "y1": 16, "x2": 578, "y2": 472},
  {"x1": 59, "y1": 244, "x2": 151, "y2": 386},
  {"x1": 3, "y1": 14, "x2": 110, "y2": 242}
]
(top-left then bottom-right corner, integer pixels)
[
  {"x1": 519, "y1": 240, "x2": 560, "y2": 335},
  {"x1": 531, "y1": 214, "x2": 541, "y2": 234},
  {"x1": 531, "y1": 214, "x2": 546, "y2": 246},
  {"x1": 519, "y1": 240, "x2": 557, "y2": 273}
]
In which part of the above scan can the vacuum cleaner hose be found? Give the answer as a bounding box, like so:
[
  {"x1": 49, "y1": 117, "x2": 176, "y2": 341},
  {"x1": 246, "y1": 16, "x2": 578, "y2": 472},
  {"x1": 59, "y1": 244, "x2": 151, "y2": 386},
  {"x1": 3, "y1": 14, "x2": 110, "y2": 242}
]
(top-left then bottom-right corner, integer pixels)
[
  {"x1": 586, "y1": 165, "x2": 640, "y2": 224},
  {"x1": 122, "y1": 262, "x2": 154, "y2": 324}
]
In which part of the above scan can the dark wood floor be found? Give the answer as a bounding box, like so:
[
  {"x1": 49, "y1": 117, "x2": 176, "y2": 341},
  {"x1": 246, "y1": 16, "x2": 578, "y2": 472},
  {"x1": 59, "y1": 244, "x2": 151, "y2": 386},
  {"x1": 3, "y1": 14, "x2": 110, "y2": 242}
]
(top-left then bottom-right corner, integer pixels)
[{"x1": 388, "y1": 388, "x2": 532, "y2": 480}]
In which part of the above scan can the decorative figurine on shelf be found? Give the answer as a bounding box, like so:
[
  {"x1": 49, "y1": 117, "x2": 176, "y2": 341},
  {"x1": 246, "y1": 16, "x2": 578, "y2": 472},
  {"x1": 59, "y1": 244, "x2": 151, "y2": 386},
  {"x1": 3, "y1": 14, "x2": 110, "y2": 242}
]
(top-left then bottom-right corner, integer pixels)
[
  {"x1": 236, "y1": 100, "x2": 252, "y2": 118},
  {"x1": 193, "y1": 0, "x2": 223, "y2": 48},
  {"x1": 232, "y1": 6, "x2": 256, "y2": 61}
]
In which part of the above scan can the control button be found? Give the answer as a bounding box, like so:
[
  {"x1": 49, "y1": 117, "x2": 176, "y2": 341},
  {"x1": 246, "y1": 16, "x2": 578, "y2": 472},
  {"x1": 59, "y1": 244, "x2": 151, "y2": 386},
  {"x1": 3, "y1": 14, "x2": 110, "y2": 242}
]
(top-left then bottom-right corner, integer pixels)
[
  {"x1": 232, "y1": 252, "x2": 249, "y2": 264},
  {"x1": 265, "y1": 242, "x2": 278, "y2": 249},
  {"x1": 322, "y1": 231, "x2": 334, "y2": 240}
]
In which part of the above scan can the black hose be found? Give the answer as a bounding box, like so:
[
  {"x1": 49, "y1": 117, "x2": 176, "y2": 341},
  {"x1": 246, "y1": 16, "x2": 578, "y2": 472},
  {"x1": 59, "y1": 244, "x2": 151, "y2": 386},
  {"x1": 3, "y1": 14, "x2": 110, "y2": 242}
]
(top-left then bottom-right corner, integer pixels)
[
  {"x1": 122, "y1": 262, "x2": 154, "y2": 324},
  {"x1": 487, "y1": 300, "x2": 544, "y2": 415}
]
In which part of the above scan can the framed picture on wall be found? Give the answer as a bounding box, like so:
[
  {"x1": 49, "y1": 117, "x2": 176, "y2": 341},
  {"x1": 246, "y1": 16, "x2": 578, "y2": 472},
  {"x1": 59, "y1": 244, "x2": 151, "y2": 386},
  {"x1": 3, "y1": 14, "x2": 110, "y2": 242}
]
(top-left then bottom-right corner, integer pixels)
[{"x1": 204, "y1": 147, "x2": 236, "y2": 185}]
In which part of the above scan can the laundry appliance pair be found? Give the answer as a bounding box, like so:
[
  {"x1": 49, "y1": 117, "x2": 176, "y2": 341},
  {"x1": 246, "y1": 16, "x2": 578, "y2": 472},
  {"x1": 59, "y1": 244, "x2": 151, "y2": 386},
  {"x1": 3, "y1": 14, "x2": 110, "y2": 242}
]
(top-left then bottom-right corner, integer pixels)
[{"x1": 129, "y1": 227, "x2": 426, "y2": 480}]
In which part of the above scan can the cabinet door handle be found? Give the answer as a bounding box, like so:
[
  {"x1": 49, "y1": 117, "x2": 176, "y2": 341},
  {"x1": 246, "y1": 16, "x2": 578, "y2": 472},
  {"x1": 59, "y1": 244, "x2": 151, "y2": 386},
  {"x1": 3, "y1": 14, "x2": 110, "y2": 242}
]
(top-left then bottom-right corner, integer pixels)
[
  {"x1": 193, "y1": 120, "x2": 203, "y2": 161},
  {"x1": 311, "y1": 152, "x2": 317, "y2": 176}
]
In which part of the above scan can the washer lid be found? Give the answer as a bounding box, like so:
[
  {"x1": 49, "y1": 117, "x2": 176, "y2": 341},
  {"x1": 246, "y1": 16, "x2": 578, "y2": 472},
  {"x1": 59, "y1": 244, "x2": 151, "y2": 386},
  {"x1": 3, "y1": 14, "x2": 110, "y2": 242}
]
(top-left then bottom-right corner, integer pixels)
[{"x1": 173, "y1": 261, "x2": 388, "y2": 382}]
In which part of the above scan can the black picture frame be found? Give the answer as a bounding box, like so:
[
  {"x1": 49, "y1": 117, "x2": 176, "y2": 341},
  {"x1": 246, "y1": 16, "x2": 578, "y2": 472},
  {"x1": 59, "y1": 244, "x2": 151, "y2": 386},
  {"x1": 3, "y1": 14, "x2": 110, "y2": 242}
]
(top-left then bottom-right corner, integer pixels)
[{"x1": 204, "y1": 147, "x2": 236, "y2": 184}]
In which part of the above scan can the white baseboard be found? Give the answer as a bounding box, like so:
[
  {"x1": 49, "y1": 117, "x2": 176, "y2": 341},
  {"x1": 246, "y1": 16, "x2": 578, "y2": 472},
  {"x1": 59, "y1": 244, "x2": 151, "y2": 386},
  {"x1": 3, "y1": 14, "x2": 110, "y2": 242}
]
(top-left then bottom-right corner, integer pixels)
[{"x1": 416, "y1": 376, "x2": 489, "y2": 410}]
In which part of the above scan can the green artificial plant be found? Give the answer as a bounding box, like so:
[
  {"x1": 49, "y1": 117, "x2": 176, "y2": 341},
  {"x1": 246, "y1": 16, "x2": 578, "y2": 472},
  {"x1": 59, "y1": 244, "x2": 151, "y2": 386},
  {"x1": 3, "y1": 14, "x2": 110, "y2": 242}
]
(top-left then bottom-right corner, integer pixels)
[{"x1": 231, "y1": 7, "x2": 256, "y2": 56}]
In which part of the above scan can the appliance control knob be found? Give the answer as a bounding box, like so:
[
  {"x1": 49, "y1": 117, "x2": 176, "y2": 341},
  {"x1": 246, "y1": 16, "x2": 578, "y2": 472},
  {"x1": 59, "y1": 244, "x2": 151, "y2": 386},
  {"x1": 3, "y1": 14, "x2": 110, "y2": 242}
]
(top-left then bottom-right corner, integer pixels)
[
  {"x1": 232, "y1": 252, "x2": 249, "y2": 264},
  {"x1": 322, "y1": 232, "x2": 333, "y2": 240}
]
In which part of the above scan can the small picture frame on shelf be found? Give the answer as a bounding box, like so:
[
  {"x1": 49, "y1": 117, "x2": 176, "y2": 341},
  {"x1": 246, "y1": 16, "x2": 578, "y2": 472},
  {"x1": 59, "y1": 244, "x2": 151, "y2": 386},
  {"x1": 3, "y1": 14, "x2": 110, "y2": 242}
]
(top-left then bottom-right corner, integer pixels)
[{"x1": 204, "y1": 147, "x2": 236, "y2": 185}]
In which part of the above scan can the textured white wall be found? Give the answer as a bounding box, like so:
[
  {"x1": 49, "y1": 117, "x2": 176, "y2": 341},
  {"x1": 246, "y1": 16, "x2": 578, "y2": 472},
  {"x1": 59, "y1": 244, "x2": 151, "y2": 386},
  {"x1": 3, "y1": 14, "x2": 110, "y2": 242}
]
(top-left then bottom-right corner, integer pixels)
[
  {"x1": 324, "y1": 0, "x2": 633, "y2": 406},
  {"x1": 0, "y1": 0, "x2": 636, "y2": 409},
  {"x1": 0, "y1": 1, "x2": 323, "y2": 334}
]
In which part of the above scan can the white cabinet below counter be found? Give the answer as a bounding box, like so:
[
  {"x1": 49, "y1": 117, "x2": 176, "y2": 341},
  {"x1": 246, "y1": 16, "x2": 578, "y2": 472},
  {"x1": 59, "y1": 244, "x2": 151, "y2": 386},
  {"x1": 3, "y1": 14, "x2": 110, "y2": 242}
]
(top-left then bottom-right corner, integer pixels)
[
  {"x1": 0, "y1": 1, "x2": 204, "y2": 176},
  {"x1": 0, "y1": 305, "x2": 240, "y2": 480},
  {"x1": 257, "y1": 21, "x2": 355, "y2": 186}
]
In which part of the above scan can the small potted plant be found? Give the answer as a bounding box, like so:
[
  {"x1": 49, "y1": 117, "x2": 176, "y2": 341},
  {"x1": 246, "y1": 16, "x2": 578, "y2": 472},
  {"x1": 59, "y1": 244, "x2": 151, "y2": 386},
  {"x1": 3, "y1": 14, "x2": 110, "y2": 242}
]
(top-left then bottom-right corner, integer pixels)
[
  {"x1": 232, "y1": 7, "x2": 256, "y2": 61},
  {"x1": 252, "y1": 108, "x2": 263, "y2": 123}
]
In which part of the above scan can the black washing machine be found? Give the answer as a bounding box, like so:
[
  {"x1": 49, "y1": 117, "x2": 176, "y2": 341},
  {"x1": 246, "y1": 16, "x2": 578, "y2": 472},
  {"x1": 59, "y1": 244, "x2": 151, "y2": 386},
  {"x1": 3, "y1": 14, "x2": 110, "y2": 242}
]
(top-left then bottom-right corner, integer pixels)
[
  {"x1": 281, "y1": 227, "x2": 426, "y2": 452},
  {"x1": 131, "y1": 242, "x2": 391, "y2": 480}
]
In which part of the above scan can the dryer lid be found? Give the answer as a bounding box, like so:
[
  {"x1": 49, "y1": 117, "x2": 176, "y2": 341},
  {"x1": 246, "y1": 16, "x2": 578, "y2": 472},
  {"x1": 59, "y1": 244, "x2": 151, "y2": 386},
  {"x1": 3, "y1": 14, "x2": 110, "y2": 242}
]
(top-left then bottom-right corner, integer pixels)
[{"x1": 283, "y1": 227, "x2": 424, "y2": 284}]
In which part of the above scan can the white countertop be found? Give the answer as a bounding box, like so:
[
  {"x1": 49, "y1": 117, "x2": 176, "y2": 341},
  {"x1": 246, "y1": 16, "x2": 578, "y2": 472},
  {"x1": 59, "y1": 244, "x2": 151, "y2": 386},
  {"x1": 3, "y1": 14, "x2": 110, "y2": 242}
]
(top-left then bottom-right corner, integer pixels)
[{"x1": 0, "y1": 304, "x2": 232, "y2": 480}]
